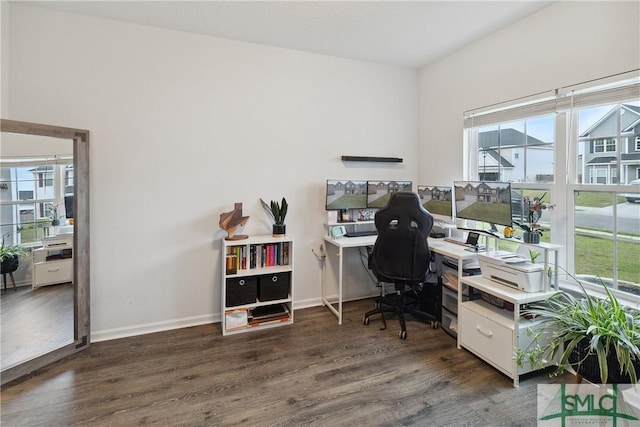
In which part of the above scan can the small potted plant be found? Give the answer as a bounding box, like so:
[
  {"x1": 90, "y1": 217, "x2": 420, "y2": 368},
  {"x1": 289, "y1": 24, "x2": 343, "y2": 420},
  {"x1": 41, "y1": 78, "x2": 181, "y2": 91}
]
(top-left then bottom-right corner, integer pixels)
[
  {"x1": 515, "y1": 279, "x2": 640, "y2": 384},
  {"x1": 528, "y1": 248, "x2": 541, "y2": 263},
  {"x1": 515, "y1": 192, "x2": 555, "y2": 243},
  {"x1": 47, "y1": 202, "x2": 63, "y2": 226},
  {"x1": 261, "y1": 197, "x2": 288, "y2": 237}
]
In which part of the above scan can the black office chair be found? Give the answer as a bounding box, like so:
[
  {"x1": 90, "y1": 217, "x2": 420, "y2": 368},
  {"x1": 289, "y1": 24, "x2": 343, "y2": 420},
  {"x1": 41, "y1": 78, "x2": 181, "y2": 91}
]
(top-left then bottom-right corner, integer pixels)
[{"x1": 363, "y1": 191, "x2": 438, "y2": 339}]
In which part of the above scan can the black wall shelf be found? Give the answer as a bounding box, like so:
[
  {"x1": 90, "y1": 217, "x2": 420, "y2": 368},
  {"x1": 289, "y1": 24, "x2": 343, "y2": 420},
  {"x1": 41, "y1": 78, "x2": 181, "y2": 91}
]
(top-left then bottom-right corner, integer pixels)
[{"x1": 341, "y1": 156, "x2": 403, "y2": 163}]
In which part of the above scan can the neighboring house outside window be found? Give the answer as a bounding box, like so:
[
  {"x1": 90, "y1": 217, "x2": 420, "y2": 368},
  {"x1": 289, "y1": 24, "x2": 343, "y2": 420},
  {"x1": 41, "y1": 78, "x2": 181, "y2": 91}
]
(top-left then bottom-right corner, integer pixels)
[
  {"x1": 476, "y1": 116, "x2": 555, "y2": 184},
  {"x1": 579, "y1": 104, "x2": 640, "y2": 185}
]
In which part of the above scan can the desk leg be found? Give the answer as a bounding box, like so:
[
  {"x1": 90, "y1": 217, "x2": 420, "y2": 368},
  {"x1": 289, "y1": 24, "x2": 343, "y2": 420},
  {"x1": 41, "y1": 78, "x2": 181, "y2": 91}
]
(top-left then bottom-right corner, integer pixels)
[
  {"x1": 338, "y1": 246, "x2": 343, "y2": 324},
  {"x1": 321, "y1": 243, "x2": 343, "y2": 324},
  {"x1": 543, "y1": 250, "x2": 549, "y2": 290},
  {"x1": 457, "y1": 261, "x2": 463, "y2": 349}
]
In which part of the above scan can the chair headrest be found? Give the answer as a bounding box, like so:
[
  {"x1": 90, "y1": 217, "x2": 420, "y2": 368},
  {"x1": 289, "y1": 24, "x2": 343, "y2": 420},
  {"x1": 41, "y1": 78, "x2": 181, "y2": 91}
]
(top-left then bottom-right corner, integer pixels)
[{"x1": 374, "y1": 191, "x2": 434, "y2": 231}]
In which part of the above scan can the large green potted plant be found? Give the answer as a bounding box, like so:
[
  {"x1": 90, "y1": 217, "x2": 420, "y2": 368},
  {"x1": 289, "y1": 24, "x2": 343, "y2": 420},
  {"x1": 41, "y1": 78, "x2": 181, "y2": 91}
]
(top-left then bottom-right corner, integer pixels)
[
  {"x1": 261, "y1": 197, "x2": 288, "y2": 237},
  {"x1": 0, "y1": 233, "x2": 29, "y2": 287},
  {"x1": 515, "y1": 281, "x2": 640, "y2": 383}
]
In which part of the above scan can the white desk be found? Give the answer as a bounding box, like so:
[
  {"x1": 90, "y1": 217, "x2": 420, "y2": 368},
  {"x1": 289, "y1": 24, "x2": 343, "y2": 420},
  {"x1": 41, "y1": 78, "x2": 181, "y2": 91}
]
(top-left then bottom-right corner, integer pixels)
[{"x1": 321, "y1": 235, "x2": 479, "y2": 324}]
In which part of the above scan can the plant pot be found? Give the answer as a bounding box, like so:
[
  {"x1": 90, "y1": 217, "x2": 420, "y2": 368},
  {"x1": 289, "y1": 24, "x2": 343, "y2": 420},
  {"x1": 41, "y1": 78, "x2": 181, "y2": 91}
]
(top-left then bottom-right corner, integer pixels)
[
  {"x1": 51, "y1": 219, "x2": 60, "y2": 226},
  {"x1": 522, "y1": 231, "x2": 540, "y2": 244},
  {"x1": 569, "y1": 339, "x2": 639, "y2": 384},
  {"x1": 272, "y1": 224, "x2": 286, "y2": 237},
  {"x1": 0, "y1": 255, "x2": 19, "y2": 275}
]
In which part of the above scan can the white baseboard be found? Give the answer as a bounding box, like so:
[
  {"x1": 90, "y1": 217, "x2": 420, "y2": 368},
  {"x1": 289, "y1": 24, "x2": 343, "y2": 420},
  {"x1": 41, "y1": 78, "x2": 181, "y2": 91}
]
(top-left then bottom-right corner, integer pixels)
[
  {"x1": 91, "y1": 314, "x2": 217, "y2": 342},
  {"x1": 91, "y1": 294, "x2": 378, "y2": 343}
]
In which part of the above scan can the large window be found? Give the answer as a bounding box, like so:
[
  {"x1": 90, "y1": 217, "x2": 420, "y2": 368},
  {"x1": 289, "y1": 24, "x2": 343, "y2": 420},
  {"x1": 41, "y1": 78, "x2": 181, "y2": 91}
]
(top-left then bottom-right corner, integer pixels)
[
  {"x1": 464, "y1": 73, "x2": 640, "y2": 300},
  {"x1": 0, "y1": 159, "x2": 71, "y2": 245}
]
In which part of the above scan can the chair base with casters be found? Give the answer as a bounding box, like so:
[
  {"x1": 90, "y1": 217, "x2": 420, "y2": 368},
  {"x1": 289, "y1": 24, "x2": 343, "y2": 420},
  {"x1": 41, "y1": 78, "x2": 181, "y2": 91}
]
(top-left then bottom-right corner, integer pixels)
[{"x1": 363, "y1": 282, "x2": 440, "y2": 340}]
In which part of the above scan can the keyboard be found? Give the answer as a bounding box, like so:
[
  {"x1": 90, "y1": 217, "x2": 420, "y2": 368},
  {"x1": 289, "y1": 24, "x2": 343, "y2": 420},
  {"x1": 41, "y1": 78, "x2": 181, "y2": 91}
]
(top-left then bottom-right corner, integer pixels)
[{"x1": 345, "y1": 230, "x2": 378, "y2": 238}]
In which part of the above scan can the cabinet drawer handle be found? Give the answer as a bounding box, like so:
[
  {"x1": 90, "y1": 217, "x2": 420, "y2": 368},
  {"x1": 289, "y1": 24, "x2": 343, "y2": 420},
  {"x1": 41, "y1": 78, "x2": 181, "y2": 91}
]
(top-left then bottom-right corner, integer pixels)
[
  {"x1": 47, "y1": 268, "x2": 61, "y2": 273},
  {"x1": 476, "y1": 325, "x2": 493, "y2": 338}
]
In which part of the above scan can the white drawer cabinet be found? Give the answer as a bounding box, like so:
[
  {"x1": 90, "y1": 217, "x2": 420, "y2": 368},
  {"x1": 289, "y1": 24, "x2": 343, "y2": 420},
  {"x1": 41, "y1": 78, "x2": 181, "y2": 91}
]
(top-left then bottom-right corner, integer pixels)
[
  {"x1": 32, "y1": 234, "x2": 73, "y2": 289},
  {"x1": 460, "y1": 302, "x2": 513, "y2": 374},
  {"x1": 458, "y1": 275, "x2": 555, "y2": 387},
  {"x1": 33, "y1": 259, "x2": 73, "y2": 287}
]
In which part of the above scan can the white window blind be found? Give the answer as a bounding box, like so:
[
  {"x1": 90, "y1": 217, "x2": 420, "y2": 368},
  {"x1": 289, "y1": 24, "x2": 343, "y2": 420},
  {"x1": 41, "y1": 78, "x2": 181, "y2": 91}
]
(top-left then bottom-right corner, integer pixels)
[
  {"x1": 0, "y1": 155, "x2": 73, "y2": 167},
  {"x1": 464, "y1": 71, "x2": 640, "y2": 128}
]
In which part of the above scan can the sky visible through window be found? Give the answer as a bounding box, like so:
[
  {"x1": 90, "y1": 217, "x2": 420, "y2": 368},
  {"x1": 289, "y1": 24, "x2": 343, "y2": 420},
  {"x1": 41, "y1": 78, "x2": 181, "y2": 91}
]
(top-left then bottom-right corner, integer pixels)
[{"x1": 578, "y1": 101, "x2": 640, "y2": 134}]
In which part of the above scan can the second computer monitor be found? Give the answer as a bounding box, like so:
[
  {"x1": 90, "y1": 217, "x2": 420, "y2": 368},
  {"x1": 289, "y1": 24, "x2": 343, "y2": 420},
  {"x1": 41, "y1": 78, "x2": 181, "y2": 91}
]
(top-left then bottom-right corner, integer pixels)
[
  {"x1": 417, "y1": 185, "x2": 453, "y2": 221},
  {"x1": 366, "y1": 181, "x2": 412, "y2": 209},
  {"x1": 453, "y1": 180, "x2": 513, "y2": 229}
]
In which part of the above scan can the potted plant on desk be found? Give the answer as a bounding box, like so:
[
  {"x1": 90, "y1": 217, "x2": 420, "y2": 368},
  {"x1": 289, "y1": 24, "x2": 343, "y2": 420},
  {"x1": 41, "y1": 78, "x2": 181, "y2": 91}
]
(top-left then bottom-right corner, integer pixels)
[
  {"x1": 515, "y1": 280, "x2": 640, "y2": 384},
  {"x1": 47, "y1": 202, "x2": 64, "y2": 226},
  {"x1": 515, "y1": 192, "x2": 555, "y2": 244},
  {"x1": 261, "y1": 197, "x2": 288, "y2": 237}
]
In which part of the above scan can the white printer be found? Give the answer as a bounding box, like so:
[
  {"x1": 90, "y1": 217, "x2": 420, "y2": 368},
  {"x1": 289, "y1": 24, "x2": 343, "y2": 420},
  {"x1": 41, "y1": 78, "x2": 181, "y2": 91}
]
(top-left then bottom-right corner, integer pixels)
[{"x1": 476, "y1": 251, "x2": 544, "y2": 292}]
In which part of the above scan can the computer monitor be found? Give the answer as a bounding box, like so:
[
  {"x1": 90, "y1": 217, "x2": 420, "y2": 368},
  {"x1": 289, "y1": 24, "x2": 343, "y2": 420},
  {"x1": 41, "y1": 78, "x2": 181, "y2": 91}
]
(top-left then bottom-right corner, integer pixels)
[
  {"x1": 453, "y1": 181, "x2": 512, "y2": 231},
  {"x1": 366, "y1": 181, "x2": 412, "y2": 209},
  {"x1": 64, "y1": 195, "x2": 74, "y2": 219},
  {"x1": 325, "y1": 180, "x2": 368, "y2": 211},
  {"x1": 417, "y1": 185, "x2": 453, "y2": 222}
]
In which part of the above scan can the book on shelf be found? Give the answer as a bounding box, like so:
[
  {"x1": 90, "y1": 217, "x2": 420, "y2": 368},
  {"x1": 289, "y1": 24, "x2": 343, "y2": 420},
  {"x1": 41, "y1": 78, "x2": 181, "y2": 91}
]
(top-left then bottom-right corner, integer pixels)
[
  {"x1": 225, "y1": 254, "x2": 238, "y2": 274},
  {"x1": 249, "y1": 303, "x2": 290, "y2": 324},
  {"x1": 249, "y1": 317, "x2": 290, "y2": 327},
  {"x1": 226, "y1": 245, "x2": 249, "y2": 273},
  {"x1": 248, "y1": 242, "x2": 290, "y2": 269}
]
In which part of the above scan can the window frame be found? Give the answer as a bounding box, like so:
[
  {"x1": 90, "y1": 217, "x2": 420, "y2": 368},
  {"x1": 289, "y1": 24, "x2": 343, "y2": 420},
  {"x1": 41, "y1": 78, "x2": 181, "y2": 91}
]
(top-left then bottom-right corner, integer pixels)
[
  {"x1": 463, "y1": 72, "x2": 640, "y2": 303},
  {"x1": 1, "y1": 159, "x2": 71, "y2": 246}
]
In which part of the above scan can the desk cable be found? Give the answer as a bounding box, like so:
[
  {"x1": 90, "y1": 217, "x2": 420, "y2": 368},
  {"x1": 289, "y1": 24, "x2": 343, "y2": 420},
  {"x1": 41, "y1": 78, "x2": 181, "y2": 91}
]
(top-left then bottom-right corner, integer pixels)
[{"x1": 312, "y1": 244, "x2": 326, "y2": 261}]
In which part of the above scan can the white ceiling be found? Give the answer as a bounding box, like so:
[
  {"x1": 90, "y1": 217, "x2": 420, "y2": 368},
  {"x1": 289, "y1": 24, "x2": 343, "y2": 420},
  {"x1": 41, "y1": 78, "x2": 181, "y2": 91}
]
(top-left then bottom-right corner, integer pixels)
[{"x1": 22, "y1": 1, "x2": 554, "y2": 69}]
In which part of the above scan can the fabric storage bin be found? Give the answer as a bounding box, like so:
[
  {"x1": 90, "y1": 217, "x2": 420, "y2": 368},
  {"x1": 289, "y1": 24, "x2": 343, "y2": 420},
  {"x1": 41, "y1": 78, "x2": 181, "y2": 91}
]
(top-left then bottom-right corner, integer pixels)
[
  {"x1": 225, "y1": 308, "x2": 248, "y2": 330},
  {"x1": 226, "y1": 276, "x2": 258, "y2": 307},
  {"x1": 258, "y1": 272, "x2": 290, "y2": 301}
]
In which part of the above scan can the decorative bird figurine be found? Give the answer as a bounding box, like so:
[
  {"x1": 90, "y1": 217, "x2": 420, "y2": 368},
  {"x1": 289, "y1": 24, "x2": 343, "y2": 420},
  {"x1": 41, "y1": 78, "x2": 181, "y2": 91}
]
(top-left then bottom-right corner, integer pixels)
[{"x1": 219, "y1": 202, "x2": 249, "y2": 240}]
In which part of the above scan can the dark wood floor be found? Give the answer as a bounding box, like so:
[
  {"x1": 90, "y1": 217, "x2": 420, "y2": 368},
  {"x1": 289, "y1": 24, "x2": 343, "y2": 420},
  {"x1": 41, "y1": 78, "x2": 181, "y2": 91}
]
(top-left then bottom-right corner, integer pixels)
[
  {"x1": 1, "y1": 299, "x2": 572, "y2": 426},
  {"x1": 1, "y1": 283, "x2": 73, "y2": 370}
]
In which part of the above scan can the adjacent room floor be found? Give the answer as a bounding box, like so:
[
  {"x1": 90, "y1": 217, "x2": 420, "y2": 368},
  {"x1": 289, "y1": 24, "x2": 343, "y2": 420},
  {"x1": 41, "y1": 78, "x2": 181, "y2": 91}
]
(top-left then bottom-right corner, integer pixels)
[{"x1": 1, "y1": 283, "x2": 73, "y2": 370}]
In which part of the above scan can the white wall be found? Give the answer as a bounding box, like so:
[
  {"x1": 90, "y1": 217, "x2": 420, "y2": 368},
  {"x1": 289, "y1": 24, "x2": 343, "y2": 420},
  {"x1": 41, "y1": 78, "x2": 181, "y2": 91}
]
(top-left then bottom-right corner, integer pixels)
[
  {"x1": 6, "y1": 1, "x2": 638, "y2": 342},
  {"x1": 418, "y1": 1, "x2": 640, "y2": 186},
  {"x1": 4, "y1": 4, "x2": 419, "y2": 340}
]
